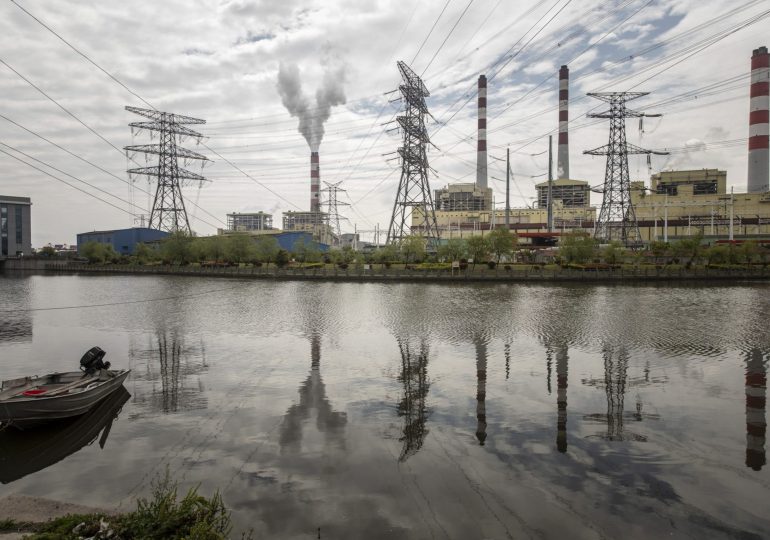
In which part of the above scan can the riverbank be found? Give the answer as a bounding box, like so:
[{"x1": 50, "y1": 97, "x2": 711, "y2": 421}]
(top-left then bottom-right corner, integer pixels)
[{"x1": 3, "y1": 259, "x2": 770, "y2": 283}]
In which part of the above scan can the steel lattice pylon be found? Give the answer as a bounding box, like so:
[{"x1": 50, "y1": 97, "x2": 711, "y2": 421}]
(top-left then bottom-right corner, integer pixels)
[
  {"x1": 584, "y1": 93, "x2": 667, "y2": 245},
  {"x1": 321, "y1": 181, "x2": 349, "y2": 244},
  {"x1": 124, "y1": 106, "x2": 210, "y2": 234},
  {"x1": 387, "y1": 61, "x2": 439, "y2": 248}
]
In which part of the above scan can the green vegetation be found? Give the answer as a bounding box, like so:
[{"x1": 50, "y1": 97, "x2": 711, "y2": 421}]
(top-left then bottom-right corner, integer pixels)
[
  {"x1": 20, "y1": 472, "x2": 237, "y2": 540},
  {"x1": 559, "y1": 232, "x2": 596, "y2": 264},
  {"x1": 39, "y1": 245, "x2": 58, "y2": 257},
  {"x1": 487, "y1": 227, "x2": 517, "y2": 263},
  {"x1": 81, "y1": 241, "x2": 119, "y2": 264}
]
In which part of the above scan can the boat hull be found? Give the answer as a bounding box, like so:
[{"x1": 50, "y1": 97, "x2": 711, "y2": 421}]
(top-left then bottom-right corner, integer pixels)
[{"x1": 0, "y1": 370, "x2": 130, "y2": 426}]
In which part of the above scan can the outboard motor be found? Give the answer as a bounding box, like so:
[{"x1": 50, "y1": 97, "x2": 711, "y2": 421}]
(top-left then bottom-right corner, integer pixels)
[{"x1": 80, "y1": 346, "x2": 111, "y2": 375}]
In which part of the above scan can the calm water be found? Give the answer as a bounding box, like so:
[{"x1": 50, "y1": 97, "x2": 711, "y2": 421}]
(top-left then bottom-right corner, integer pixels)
[{"x1": 0, "y1": 273, "x2": 768, "y2": 539}]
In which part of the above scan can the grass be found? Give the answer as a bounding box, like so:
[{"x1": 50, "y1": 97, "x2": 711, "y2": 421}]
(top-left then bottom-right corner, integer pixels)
[{"x1": 20, "y1": 471, "x2": 239, "y2": 540}]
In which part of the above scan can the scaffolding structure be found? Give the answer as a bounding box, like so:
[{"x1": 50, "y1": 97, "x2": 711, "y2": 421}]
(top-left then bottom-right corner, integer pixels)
[
  {"x1": 124, "y1": 107, "x2": 210, "y2": 234},
  {"x1": 387, "y1": 61, "x2": 439, "y2": 248},
  {"x1": 584, "y1": 93, "x2": 667, "y2": 244}
]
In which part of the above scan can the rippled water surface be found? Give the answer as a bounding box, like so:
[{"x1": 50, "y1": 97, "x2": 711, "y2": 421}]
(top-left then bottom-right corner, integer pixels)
[{"x1": 0, "y1": 273, "x2": 768, "y2": 539}]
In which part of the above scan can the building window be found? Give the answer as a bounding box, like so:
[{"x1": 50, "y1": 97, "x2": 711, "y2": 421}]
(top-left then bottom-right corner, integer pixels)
[
  {"x1": 15, "y1": 206, "x2": 22, "y2": 246},
  {"x1": 1, "y1": 205, "x2": 7, "y2": 256}
]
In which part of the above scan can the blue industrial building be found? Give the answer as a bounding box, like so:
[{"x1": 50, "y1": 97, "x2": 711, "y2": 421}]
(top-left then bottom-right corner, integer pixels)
[
  {"x1": 273, "y1": 231, "x2": 329, "y2": 252},
  {"x1": 77, "y1": 227, "x2": 169, "y2": 255}
]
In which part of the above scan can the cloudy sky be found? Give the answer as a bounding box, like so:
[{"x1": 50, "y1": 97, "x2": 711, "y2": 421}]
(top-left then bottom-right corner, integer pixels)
[{"x1": 0, "y1": 0, "x2": 767, "y2": 246}]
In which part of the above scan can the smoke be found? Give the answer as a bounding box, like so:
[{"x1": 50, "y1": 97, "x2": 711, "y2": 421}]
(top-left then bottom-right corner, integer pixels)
[{"x1": 277, "y1": 60, "x2": 346, "y2": 152}]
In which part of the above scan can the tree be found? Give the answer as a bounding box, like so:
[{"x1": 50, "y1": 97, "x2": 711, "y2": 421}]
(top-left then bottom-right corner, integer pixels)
[
  {"x1": 39, "y1": 245, "x2": 57, "y2": 257},
  {"x1": 134, "y1": 242, "x2": 156, "y2": 264},
  {"x1": 672, "y1": 234, "x2": 703, "y2": 266},
  {"x1": 488, "y1": 227, "x2": 517, "y2": 263},
  {"x1": 400, "y1": 235, "x2": 426, "y2": 265},
  {"x1": 226, "y1": 234, "x2": 256, "y2": 265},
  {"x1": 254, "y1": 236, "x2": 280, "y2": 268},
  {"x1": 160, "y1": 231, "x2": 194, "y2": 265},
  {"x1": 740, "y1": 240, "x2": 759, "y2": 266},
  {"x1": 292, "y1": 237, "x2": 321, "y2": 265},
  {"x1": 705, "y1": 244, "x2": 729, "y2": 265},
  {"x1": 466, "y1": 235, "x2": 490, "y2": 269},
  {"x1": 275, "y1": 249, "x2": 290, "y2": 268},
  {"x1": 204, "y1": 236, "x2": 228, "y2": 261},
  {"x1": 437, "y1": 238, "x2": 466, "y2": 262},
  {"x1": 649, "y1": 241, "x2": 670, "y2": 264},
  {"x1": 376, "y1": 243, "x2": 399, "y2": 267},
  {"x1": 601, "y1": 241, "x2": 623, "y2": 265},
  {"x1": 559, "y1": 232, "x2": 595, "y2": 264},
  {"x1": 339, "y1": 245, "x2": 355, "y2": 264}
]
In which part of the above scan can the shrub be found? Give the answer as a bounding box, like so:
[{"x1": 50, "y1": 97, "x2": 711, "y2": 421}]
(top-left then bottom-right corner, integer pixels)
[{"x1": 487, "y1": 261, "x2": 496, "y2": 269}]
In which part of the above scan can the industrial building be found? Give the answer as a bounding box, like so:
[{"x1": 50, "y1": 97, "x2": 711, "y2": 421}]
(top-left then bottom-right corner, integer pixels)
[
  {"x1": 434, "y1": 183, "x2": 493, "y2": 211},
  {"x1": 227, "y1": 212, "x2": 274, "y2": 232},
  {"x1": 282, "y1": 210, "x2": 334, "y2": 244},
  {"x1": 536, "y1": 178, "x2": 590, "y2": 208},
  {"x1": 77, "y1": 227, "x2": 169, "y2": 255},
  {"x1": 0, "y1": 195, "x2": 32, "y2": 257}
]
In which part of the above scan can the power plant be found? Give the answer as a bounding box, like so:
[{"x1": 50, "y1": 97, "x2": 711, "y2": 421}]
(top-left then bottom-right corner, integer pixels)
[{"x1": 102, "y1": 44, "x2": 770, "y2": 251}]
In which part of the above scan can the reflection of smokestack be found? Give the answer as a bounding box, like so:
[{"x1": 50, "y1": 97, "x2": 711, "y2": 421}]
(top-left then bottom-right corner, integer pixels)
[
  {"x1": 556, "y1": 345, "x2": 568, "y2": 453},
  {"x1": 311, "y1": 152, "x2": 320, "y2": 212},
  {"x1": 557, "y1": 65, "x2": 569, "y2": 180},
  {"x1": 748, "y1": 46, "x2": 769, "y2": 193},
  {"x1": 476, "y1": 75, "x2": 488, "y2": 189},
  {"x1": 475, "y1": 340, "x2": 487, "y2": 445},
  {"x1": 746, "y1": 350, "x2": 766, "y2": 471}
]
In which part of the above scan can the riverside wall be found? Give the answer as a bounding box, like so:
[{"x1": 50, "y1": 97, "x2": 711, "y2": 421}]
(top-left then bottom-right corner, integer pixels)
[{"x1": 3, "y1": 259, "x2": 770, "y2": 284}]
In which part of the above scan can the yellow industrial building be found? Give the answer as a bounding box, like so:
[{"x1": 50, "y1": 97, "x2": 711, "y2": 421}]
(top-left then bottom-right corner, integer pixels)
[{"x1": 411, "y1": 169, "x2": 770, "y2": 244}]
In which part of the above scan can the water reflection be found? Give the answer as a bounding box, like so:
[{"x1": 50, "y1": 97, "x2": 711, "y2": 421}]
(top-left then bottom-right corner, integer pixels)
[
  {"x1": 129, "y1": 331, "x2": 208, "y2": 417},
  {"x1": 582, "y1": 345, "x2": 662, "y2": 441},
  {"x1": 475, "y1": 338, "x2": 487, "y2": 446},
  {"x1": 279, "y1": 333, "x2": 347, "y2": 454},
  {"x1": 745, "y1": 349, "x2": 767, "y2": 471},
  {"x1": 555, "y1": 343, "x2": 569, "y2": 453},
  {"x1": 396, "y1": 339, "x2": 430, "y2": 461},
  {"x1": 0, "y1": 276, "x2": 31, "y2": 343},
  {"x1": 0, "y1": 386, "x2": 130, "y2": 484}
]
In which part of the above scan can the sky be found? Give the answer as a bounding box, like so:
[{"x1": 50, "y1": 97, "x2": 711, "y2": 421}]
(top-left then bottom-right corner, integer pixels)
[{"x1": 0, "y1": 0, "x2": 767, "y2": 246}]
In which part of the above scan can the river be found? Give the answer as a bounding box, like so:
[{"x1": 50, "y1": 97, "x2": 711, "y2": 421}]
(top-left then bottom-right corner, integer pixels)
[{"x1": 0, "y1": 273, "x2": 768, "y2": 539}]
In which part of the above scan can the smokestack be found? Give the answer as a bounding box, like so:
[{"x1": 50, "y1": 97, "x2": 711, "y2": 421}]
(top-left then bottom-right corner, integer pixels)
[
  {"x1": 557, "y1": 65, "x2": 569, "y2": 180},
  {"x1": 476, "y1": 75, "x2": 488, "y2": 189},
  {"x1": 311, "y1": 152, "x2": 320, "y2": 212},
  {"x1": 748, "y1": 46, "x2": 769, "y2": 193}
]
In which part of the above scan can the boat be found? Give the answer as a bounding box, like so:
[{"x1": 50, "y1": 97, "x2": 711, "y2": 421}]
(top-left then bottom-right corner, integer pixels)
[
  {"x1": 0, "y1": 346, "x2": 130, "y2": 428},
  {"x1": 0, "y1": 386, "x2": 130, "y2": 483}
]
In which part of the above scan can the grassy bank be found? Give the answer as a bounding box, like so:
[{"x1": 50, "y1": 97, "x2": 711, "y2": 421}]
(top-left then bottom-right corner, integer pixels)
[{"x1": 0, "y1": 474, "x2": 241, "y2": 539}]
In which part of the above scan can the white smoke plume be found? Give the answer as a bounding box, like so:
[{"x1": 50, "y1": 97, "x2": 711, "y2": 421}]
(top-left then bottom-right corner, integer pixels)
[{"x1": 277, "y1": 61, "x2": 346, "y2": 152}]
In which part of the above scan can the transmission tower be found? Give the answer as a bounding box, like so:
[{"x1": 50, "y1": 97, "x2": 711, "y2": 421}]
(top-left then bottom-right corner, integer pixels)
[
  {"x1": 124, "y1": 106, "x2": 210, "y2": 234},
  {"x1": 386, "y1": 61, "x2": 439, "y2": 248},
  {"x1": 584, "y1": 93, "x2": 667, "y2": 245},
  {"x1": 321, "y1": 181, "x2": 349, "y2": 243}
]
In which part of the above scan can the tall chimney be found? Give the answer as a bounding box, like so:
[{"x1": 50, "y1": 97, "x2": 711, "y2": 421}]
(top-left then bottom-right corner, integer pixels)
[
  {"x1": 310, "y1": 151, "x2": 320, "y2": 212},
  {"x1": 476, "y1": 75, "x2": 488, "y2": 190},
  {"x1": 557, "y1": 65, "x2": 569, "y2": 180},
  {"x1": 748, "y1": 46, "x2": 769, "y2": 193}
]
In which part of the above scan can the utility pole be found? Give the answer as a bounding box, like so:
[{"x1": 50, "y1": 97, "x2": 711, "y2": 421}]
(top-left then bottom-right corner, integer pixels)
[
  {"x1": 584, "y1": 92, "x2": 668, "y2": 245},
  {"x1": 387, "y1": 61, "x2": 439, "y2": 249},
  {"x1": 124, "y1": 107, "x2": 210, "y2": 234},
  {"x1": 320, "y1": 181, "x2": 349, "y2": 245},
  {"x1": 505, "y1": 147, "x2": 511, "y2": 229},
  {"x1": 547, "y1": 135, "x2": 554, "y2": 233}
]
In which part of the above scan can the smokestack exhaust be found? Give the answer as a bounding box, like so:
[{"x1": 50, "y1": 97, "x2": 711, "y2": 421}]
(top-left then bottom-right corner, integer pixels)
[
  {"x1": 557, "y1": 65, "x2": 569, "y2": 180},
  {"x1": 476, "y1": 75, "x2": 488, "y2": 189},
  {"x1": 311, "y1": 152, "x2": 320, "y2": 212},
  {"x1": 749, "y1": 46, "x2": 769, "y2": 193}
]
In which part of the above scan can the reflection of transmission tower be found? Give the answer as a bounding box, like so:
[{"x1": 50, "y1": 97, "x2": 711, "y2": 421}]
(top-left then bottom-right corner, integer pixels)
[
  {"x1": 397, "y1": 339, "x2": 430, "y2": 461},
  {"x1": 321, "y1": 181, "x2": 349, "y2": 243},
  {"x1": 387, "y1": 61, "x2": 439, "y2": 248},
  {"x1": 124, "y1": 107, "x2": 210, "y2": 234},
  {"x1": 584, "y1": 93, "x2": 667, "y2": 245}
]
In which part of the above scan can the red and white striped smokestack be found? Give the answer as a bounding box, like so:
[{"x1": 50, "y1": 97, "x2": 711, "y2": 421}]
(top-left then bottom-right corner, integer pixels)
[
  {"x1": 557, "y1": 65, "x2": 569, "y2": 180},
  {"x1": 749, "y1": 46, "x2": 769, "y2": 193},
  {"x1": 476, "y1": 75, "x2": 488, "y2": 190},
  {"x1": 310, "y1": 151, "x2": 320, "y2": 212}
]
